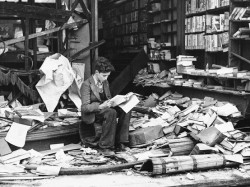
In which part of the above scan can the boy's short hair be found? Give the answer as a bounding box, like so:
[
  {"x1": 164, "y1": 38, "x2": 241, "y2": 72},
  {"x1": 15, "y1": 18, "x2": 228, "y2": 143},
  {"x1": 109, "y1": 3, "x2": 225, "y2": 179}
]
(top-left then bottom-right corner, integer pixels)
[{"x1": 95, "y1": 57, "x2": 115, "y2": 73}]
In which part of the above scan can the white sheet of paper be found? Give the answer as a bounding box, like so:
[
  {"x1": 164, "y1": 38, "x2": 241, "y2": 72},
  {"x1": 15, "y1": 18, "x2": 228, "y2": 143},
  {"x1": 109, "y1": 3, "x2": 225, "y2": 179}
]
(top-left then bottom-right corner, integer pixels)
[
  {"x1": 211, "y1": 103, "x2": 239, "y2": 117},
  {"x1": 233, "y1": 142, "x2": 250, "y2": 154},
  {"x1": 119, "y1": 95, "x2": 139, "y2": 113},
  {"x1": 36, "y1": 165, "x2": 61, "y2": 176},
  {"x1": 68, "y1": 67, "x2": 84, "y2": 109},
  {"x1": 5, "y1": 122, "x2": 30, "y2": 147},
  {"x1": 68, "y1": 78, "x2": 83, "y2": 109},
  {"x1": 36, "y1": 54, "x2": 75, "y2": 112},
  {"x1": 0, "y1": 149, "x2": 27, "y2": 162},
  {"x1": 225, "y1": 154, "x2": 243, "y2": 164},
  {"x1": 241, "y1": 148, "x2": 250, "y2": 157},
  {"x1": 0, "y1": 164, "x2": 25, "y2": 174},
  {"x1": 215, "y1": 122, "x2": 235, "y2": 133}
]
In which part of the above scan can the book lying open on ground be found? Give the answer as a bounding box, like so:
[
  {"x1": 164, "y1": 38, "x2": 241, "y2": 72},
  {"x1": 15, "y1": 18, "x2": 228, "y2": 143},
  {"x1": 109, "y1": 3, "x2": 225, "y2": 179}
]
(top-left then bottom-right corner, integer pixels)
[
  {"x1": 109, "y1": 92, "x2": 140, "y2": 113},
  {"x1": 14, "y1": 109, "x2": 45, "y2": 122}
]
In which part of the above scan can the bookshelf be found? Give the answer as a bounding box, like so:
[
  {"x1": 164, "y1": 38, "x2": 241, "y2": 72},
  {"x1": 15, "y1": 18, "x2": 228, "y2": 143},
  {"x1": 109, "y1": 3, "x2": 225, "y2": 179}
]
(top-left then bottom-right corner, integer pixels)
[
  {"x1": 229, "y1": 0, "x2": 250, "y2": 71},
  {"x1": 185, "y1": 0, "x2": 230, "y2": 69},
  {"x1": 100, "y1": 0, "x2": 148, "y2": 58},
  {"x1": 146, "y1": 0, "x2": 185, "y2": 70}
]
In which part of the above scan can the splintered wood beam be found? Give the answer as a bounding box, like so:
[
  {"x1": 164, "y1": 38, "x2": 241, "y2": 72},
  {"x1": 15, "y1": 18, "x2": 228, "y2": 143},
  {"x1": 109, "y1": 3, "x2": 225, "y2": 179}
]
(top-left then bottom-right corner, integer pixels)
[
  {"x1": 78, "y1": 0, "x2": 92, "y2": 21},
  {"x1": 231, "y1": 52, "x2": 250, "y2": 65},
  {"x1": 69, "y1": 39, "x2": 105, "y2": 62},
  {"x1": 71, "y1": 0, "x2": 80, "y2": 11},
  {"x1": 0, "y1": 20, "x2": 88, "y2": 48}
]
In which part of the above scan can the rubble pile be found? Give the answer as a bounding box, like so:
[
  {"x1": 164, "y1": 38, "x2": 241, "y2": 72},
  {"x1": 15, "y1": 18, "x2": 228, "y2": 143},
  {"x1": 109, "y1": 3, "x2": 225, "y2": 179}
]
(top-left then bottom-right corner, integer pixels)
[
  {"x1": 133, "y1": 68, "x2": 169, "y2": 87},
  {"x1": 0, "y1": 90, "x2": 250, "y2": 179},
  {"x1": 127, "y1": 90, "x2": 250, "y2": 174}
]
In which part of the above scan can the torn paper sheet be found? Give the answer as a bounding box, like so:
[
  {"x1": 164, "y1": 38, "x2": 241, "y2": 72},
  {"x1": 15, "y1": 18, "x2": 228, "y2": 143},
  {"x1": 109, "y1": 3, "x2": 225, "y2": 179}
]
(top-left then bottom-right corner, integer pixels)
[
  {"x1": 36, "y1": 54, "x2": 75, "y2": 112},
  {"x1": 5, "y1": 122, "x2": 30, "y2": 147},
  {"x1": 68, "y1": 73, "x2": 84, "y2": 109}
]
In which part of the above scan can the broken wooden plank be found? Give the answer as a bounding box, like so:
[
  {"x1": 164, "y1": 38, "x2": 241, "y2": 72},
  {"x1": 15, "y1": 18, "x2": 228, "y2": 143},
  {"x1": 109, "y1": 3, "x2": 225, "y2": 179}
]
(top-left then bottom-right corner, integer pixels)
[
  {"x1": 78, "y1": 0, "x2": 91, "y2": 21},
  {"x1": 25, "y1": 160, "x2": 144, "y2": 175},
  {"x1": 68, "y1": 39, "x2": 105, "y2": 62},
  {"x1": 0, "y1": 20, "x2": 88, "y2": 48}
]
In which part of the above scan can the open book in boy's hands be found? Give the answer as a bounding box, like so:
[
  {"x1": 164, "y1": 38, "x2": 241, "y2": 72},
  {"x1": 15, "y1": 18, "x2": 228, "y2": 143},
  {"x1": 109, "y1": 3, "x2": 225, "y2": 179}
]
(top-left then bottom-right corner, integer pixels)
[{"x1": 108, "y1": 92, "x2": 139, "y2": 113}]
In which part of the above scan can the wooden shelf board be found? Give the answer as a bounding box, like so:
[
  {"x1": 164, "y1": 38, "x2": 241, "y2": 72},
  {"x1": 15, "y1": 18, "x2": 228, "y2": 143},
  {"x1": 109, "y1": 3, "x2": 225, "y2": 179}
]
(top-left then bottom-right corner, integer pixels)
[
  {"x1": 149, "y1": 59, "x2": 176, "y2": 62},
  {"x1": 206, "y1": 50, "x2": 227, "y2": 53},
  {"x1": 205, "y1": 30, "x2": 229, "y2": 35},
  {"x1": 148, "y1": 10, "x2": 161, "y2": 15},
  {"x1": 230, "y1": 37, "x2": 250, "y2": 41},
  {"x1": 185, "y1": 48, "x2": 205, "y2": 51},
  {"x1": 186, "y1": 10, "x2": 206, "y2": 18},
  {"x1": 181, "y1": 72, "x2": 250, "y2": 81},
  {"x1": 169, "y1": 84, "x2": 250, "y2": 96},
  {"x1": 185, "y1": 31, "x2": 205, "y2": 35},
  {"x1": 230, "y1": 20, "x2": 250, "y2": 23},
  {"x1": 206, "y1": 5, "x2": 230, "y2": 13}
]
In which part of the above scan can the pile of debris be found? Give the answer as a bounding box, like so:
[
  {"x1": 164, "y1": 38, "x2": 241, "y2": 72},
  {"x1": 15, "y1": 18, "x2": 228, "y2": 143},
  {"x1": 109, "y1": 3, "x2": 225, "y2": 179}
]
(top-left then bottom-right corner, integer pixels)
[
  {"x1": 128, "y1": 90, "x2": 250, "y2": 174},
  {"x1": 0, "y1": 90, "x2": 250, "y2": 179},
  {"x1": 133, "y1": 68, "x2": 170, "y2": 87}
]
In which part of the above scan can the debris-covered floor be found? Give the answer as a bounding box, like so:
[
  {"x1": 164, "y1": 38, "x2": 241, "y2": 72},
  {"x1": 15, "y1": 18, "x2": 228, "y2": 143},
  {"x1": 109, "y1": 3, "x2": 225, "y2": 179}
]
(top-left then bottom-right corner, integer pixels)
[
  {"x1": 2, "y1": 167, "x2": 250, "y2": 187},
  {"x1": 2, "y1": 67, "x2": 250, "y2": 185}
]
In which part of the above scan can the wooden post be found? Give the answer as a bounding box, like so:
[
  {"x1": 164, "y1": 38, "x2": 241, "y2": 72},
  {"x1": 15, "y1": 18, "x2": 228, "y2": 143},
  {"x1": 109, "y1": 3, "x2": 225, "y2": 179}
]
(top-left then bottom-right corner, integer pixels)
[
  {"x1": 90, "y1": 0, "x2": 98, "y2": 74},
  {"x1": 25, "y1": 17, "x2": 30, "y2": 70},
  {"x1": 56, "y1": 0, "x2": 63, "y2": 53},
  {"x1": 177, "y1": 0, "x2": 185, "y2": 55}
]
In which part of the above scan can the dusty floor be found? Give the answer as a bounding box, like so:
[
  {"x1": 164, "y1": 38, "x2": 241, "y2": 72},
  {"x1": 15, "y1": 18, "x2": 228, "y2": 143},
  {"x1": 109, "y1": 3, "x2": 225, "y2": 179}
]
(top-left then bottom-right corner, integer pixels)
[{"x1": 2, "y1": 167, "x2": 250, "y2": 187}]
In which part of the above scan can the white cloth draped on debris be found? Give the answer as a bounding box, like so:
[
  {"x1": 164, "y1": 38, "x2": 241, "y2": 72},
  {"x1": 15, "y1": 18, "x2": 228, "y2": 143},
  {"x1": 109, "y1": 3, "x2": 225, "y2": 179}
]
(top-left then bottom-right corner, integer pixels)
[{"x1": 36, "y1": 54, "x2": 77, "y2": 112}]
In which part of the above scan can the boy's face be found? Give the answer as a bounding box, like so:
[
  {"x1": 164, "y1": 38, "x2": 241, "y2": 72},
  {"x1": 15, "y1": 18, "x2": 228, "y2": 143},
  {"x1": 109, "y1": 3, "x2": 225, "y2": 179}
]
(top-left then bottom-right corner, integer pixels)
[{"x1": 96, "y1": 71, "x2": 111, "y2": 83}]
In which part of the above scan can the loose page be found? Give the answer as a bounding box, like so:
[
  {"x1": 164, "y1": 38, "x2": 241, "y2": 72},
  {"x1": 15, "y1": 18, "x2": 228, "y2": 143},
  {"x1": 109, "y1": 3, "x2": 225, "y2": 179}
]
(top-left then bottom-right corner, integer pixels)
[
  {"x1": 119, "y1": 95, "x2": 140, "y2": 113},
  {"x1": 36, "y1": 54, "x2": 75, "y2": 112},
  {"x1": 5, "y1": 122, "x2": 30, "y2": 147}
]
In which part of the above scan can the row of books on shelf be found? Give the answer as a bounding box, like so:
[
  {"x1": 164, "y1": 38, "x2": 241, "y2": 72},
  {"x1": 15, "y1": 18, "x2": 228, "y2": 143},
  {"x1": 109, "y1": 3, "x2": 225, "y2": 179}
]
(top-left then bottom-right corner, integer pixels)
[
  {"x1": 150, "y1": 2, "x2": 161, "y2": 12},
  {"x1": 185, "y1": 32, "x2": 229, "y2": 51},
  {"x1": 104, "y1": 0, "x2": 147, "y2": 18},
  {"x1": 205, "y1": 32, "x2": 229, "y2": 52},
  {"x1": 120, "y1": 11, "x2": 139, "y2": 24},
  {"x1": 114, "y1": 34, "x2": 147, "y2": 47},
  {"x1": 229, "y1": 7, "x2": 250, "y2": 20},
  {"x1": 185, "y1": 12, "x2": 229, "y2": 33},
  {"x1": 185, "y1": 33, "x2": 205, "y2": 49},
  {"x1": 233, "y1": 27, "x2": 250, "y2": 38},
  {"x1": 149, "y1": 49, "x2": 172, "y2": 61},
  {"x1": 103, "y1": 21, "x2": 147, "y2": 36},
  {"x1": 206, "y1": 0, "x2": 229, "y2": 10},
  {"x1": 186, "y1": 0, "x2": 229, "y2": 14},
  {"x1": 173, "y1": 55, "x2": 250, "y2": 92},
  {"x1": 185, "y1": 16, "x2": 206, "y2": 33},
  {"x1": 206, "y1": 12, "x2": 229, "y2": 33},
  {"x1": 176, "y1": 55, "x2": 250, "y2": 79},
  {"x1": 115, "y1": 22, "x2": 139, "y2": 35}
]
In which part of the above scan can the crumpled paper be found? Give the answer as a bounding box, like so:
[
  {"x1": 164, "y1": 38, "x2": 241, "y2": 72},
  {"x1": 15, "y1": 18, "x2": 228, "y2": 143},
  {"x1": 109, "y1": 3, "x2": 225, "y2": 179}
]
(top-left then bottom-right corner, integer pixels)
[{"x1": 36, "y1": 54, "x2": 75, "y2": 112}]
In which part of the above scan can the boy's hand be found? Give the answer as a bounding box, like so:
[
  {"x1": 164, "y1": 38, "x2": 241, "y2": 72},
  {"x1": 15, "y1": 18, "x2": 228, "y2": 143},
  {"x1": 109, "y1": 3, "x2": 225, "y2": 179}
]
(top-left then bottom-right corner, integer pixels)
[{"x1": 99, "y1": 100, "x2": 112, "y2": 110}]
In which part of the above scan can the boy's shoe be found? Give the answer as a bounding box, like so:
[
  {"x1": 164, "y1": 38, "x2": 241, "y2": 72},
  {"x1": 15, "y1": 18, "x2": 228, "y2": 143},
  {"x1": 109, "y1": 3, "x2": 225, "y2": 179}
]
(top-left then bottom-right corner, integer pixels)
[
  {"x1": 99, "y1": 148, "x2": 115, "y2": 157},
  {"x1": 115, "y1": 143, "x2": 130, "y2": 152}
]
